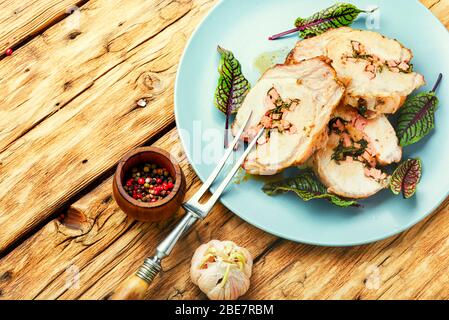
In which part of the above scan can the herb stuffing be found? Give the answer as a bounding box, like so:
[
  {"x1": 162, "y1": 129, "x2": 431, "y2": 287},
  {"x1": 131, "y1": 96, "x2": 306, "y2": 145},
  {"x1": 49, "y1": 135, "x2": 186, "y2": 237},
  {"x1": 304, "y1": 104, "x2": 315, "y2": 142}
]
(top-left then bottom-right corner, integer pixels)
[
  {"x1": 259, "y1": 88, "x2": 299, "y2": 136},
  {"x1": 347, "y1": 40, "x2": 413, "y2": 80},
  {"x1": 242, "y1": 87, "x2": 300, "y2": 146},
  {"x1": 328, "y1": 115, "x2": 388, "y2": 182},
  {"x1": 332, "y1": 138, "x2": 368, "y2": 162}
]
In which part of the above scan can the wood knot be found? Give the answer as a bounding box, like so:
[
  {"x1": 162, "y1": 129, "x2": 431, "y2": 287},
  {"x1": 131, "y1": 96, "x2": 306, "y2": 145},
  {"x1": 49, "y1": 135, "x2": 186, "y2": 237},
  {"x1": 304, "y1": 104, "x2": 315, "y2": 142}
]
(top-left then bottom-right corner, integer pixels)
[
  {"x1": 63, "y1": 81, "x2": 73, "y2": 91},
  {"x1": 60, "y1": 208, "x2": 89, "y2": 231},
  {"x1": 68, "y1": 31, "x2": 82, "y2": 40},
  {"x1": 136, "y1": 72, "x2": 165, "y2": 95},
  {"x1": 0, "y1": 271, "x2": 12, "y2": 282}
]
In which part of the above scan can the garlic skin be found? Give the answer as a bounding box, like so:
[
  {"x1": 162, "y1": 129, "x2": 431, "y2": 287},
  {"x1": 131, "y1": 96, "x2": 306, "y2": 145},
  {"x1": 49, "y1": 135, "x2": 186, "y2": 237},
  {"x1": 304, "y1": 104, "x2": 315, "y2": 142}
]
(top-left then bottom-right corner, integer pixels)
[{"x1": 190, "y1": 240, "x2": 253, "y2": 300}]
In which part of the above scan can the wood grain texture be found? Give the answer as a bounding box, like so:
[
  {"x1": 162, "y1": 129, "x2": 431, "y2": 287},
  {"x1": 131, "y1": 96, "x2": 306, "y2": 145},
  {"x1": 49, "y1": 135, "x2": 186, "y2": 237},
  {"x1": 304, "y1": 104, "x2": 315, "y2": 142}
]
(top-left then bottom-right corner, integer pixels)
[
  {"x1": 0, "y1": 0, "x2": 87, "y2": 54},
  {"x1": 0, "y1": 0, "x2": 200, "y2": 153},
  {"x1": 0, "y1": 0, "x2": 448, "y2": 301},
  {"x1": 0, "y1": 129, "x2": 277, "y2": 300},
  {"x1": 0, "y1": 0, "x2": 217, "y2": 253},
  {"x1": 422, "y1": 0, "x2": 449, "y2": 27},
  {"x1": 1, "y1": 130, "x2": 449, "y2": 300}
]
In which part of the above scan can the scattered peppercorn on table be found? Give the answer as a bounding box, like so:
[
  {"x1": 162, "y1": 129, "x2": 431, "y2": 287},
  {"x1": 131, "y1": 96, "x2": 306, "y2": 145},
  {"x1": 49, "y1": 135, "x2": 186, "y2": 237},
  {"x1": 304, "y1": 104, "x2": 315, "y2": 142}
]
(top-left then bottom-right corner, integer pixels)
[{"x1": 0, "y1": 0, "x2": 448, "y2": 300}]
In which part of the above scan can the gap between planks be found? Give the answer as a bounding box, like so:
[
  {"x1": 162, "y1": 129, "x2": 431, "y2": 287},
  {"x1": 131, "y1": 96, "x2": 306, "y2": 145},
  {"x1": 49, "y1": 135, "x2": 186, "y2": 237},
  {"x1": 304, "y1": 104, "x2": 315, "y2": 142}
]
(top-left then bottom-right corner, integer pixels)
[
  {"x1": 0, "y1": 0, "x2": 218, "y2": 254},
  {"x1": 0, "y1": 0, "x2": 448, "y2": 300},
  {"x1": 1, "y1": 129, "x2": 449, "y2": 299},
  {"x1": 0, "y1": 120, "x2": 177, "y2": 260}
]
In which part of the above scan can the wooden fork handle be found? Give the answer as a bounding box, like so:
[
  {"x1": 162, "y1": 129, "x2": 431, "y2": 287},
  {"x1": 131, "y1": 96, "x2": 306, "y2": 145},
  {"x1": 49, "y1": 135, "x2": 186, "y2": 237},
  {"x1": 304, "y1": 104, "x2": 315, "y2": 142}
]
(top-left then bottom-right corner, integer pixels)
[
  {"x1": 109, "y1": 275, "x2": 151, "y2": 300},
  {"x1": 109, "y1": 257, "x2": 161, "y2": 300}
]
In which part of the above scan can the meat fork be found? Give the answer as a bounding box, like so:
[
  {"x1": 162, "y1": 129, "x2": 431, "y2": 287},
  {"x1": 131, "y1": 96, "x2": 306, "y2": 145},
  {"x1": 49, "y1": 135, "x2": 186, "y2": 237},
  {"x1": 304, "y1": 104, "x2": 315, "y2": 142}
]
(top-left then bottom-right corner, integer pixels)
[{"x1": 110, "y1": 113, "x2": 263, "y2": 300}]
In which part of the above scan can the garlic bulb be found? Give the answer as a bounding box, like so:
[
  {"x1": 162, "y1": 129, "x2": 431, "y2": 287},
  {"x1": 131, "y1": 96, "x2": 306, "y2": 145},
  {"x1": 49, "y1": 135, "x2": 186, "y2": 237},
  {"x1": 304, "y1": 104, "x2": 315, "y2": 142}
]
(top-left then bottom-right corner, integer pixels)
[{"x1": 190, "y1": 240, "x2": 253, "y2": 300}]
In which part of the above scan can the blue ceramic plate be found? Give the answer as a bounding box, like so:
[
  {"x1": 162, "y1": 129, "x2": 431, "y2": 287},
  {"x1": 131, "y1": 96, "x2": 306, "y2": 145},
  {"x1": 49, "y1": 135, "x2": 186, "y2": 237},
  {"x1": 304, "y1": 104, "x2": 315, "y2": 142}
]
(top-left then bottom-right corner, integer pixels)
[{"x1": 175, "y1": 0, "x2": 449, "y2": 246}]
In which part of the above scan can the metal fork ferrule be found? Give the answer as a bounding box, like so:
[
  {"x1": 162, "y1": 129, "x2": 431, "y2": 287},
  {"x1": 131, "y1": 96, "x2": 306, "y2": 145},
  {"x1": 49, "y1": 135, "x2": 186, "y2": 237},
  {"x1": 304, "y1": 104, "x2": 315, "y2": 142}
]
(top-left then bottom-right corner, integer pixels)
[{"x1": 136, "y1": 257, "x2": 162, "y2": 283}]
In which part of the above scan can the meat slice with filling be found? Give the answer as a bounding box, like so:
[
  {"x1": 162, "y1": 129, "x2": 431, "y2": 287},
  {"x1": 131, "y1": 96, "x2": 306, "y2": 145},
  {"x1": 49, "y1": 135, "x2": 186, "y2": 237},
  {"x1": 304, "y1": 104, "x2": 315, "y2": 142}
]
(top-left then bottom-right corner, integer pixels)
[
  {"x1": 312, "y1": 106, "x2": 402, "y2": 199},
  {"x1": 286, "y1": 27, "x2": 425, "y2": 117},
  {"x1": 232, "y1": 57, "x2": 345, "y2": 175}
]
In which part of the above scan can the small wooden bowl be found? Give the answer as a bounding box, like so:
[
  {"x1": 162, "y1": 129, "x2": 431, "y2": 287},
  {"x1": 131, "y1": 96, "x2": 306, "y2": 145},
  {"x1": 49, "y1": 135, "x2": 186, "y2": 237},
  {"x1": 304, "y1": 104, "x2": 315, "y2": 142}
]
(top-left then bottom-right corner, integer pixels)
[{"x1": 113, "y1": 147, "x2": 186, "y2": 222}]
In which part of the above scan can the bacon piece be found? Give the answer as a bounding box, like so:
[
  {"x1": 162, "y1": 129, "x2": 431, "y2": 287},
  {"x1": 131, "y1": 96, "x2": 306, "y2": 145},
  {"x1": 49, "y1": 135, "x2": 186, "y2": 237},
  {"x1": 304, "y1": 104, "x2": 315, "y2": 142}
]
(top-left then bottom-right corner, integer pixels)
[
  {"x1": 390, "y1": 67, "x2": 400, "y2": 73},
  {"x1": 342, "y1": 133, "x2": 352, "y2": 147},
  {"x1": 398, "y1": 61, "x2": 409, "y2": 71},
  {"x1": 352, "y1": 41, "x2": 361, "y2": 52},
  {"x1": 362, "y1": 151, "x2": 377, "y2": 168},
  {"x1": 364, "y1": 167, "x2": 386, "y2": 180},
  {"x1": 387, "y1": 60, "x2": 397, "y2": 67},
  {"x1": 289, "y1": 125, "x2": 297, "y2": 134},
  {"x1": 352, "y1": 115, "x2": 368, "y2": 131}
]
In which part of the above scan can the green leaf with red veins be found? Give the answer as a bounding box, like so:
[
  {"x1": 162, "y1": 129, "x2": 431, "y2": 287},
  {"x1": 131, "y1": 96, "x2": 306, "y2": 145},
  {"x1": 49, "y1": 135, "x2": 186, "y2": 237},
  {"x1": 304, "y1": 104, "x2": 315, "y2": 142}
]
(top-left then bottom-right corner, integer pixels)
[
  {"x1": 269, "y1": 3, "x2": 376, "y2": 40},
  {"x1": 214, "y1": 46, "x2": 251, "y2": 147},
  {"x1": 262, "y1": 169, "x2": 359, "y2": 208},
  {"x1": 396, "y1": 74, "x2": 442, "y2": 147},
  {"x1": 390, "y1": 159, "x2": 422, "y2": 199}
]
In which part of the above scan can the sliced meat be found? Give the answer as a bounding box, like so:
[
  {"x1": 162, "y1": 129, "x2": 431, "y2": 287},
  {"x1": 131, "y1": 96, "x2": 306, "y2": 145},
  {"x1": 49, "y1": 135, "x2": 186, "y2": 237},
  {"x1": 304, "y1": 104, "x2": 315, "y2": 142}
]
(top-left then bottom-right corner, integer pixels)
[
  {"x1": 312, "y1": 106, "x2": 401, "y2": 199},
  {"x1": 286, "y1": 27, "x2": 425, "y2": 117},
  {"x1": 332, "y1": 106, "x2": 402, "y2": 165},
  {"x1": 232, "y1": 57, "x2": 345, "y2": 175}
]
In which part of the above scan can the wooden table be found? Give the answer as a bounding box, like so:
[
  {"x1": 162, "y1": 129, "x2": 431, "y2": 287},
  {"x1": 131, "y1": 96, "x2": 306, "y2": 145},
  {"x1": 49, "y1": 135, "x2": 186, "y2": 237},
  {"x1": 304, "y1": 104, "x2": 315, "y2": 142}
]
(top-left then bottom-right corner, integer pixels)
[{"x1": 0, "y1": 0, "x2": 448, "y2": 300}]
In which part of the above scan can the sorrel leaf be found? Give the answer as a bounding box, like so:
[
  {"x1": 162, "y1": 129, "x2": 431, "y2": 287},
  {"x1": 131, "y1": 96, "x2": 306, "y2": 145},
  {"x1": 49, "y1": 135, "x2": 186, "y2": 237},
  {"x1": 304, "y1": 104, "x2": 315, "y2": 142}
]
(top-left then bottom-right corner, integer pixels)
[
  {"x1": 262, "y1": 170, "x2": 359, "y2": 207},
  {"x1": 269, "y1": 3, "x2": 375, "y2": 40},
  {"x1": 390, "y1": 159, "x2": 422, "y2": 199},
  {"x1": 396, "y1": 74, "x2": 443, "y2": 147},
  {"x1": 214, "y1": 46, "x2": 251, "y2": 147}
]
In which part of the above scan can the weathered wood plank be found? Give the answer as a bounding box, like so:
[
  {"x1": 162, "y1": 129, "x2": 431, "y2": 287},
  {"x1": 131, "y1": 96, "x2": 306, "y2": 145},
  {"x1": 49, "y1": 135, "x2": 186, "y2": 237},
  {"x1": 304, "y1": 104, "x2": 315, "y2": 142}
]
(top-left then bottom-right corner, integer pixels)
[
  {"x1": 0, "y1": 0, "x2": 208, "y2": 154},
  {"x1": 0, "y1": 129, "x2": 277, "y2": 300},
  {"x1": 0, "y1": 0, "x2": 87, "y2": 54},
  {"x1": 0, "y1": 0, "x2": 448, "y2": 301},
  {"x1": 422, "y1": 0, "x2": 449, "y2": 28},
  {"x1": 78, "y1": 0, "x2": 449, "y2": 300},
  {"x1": 245, "y1": 211, "x2": 449, "y2": 300},
  {"x1": 1, "y1": 130, "x2": 449, "y2": 300},
  {"x1": 0, "y1": 0, "x2": 217, "y2": 253}
]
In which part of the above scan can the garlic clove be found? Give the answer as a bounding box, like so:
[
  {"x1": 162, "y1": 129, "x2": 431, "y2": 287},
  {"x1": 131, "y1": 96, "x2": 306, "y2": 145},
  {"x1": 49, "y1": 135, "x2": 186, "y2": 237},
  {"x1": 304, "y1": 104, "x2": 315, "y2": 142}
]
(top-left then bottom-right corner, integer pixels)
[{"x1": 190, "y1": 243, "x2": 210, "y2": 284}]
